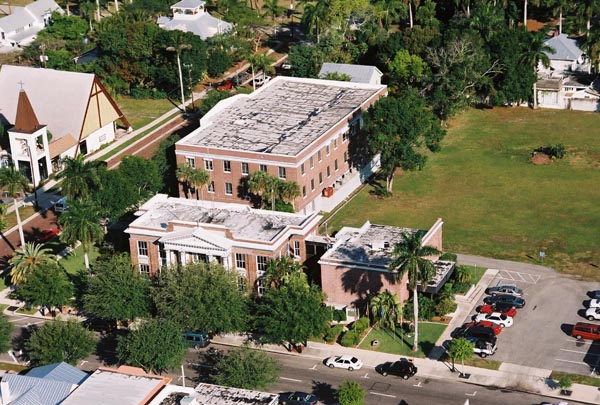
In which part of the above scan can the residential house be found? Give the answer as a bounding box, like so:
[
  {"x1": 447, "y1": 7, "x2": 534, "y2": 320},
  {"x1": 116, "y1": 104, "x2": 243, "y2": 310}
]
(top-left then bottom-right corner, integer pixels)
[
  {"x1": 125, "y1": 194, "x2": 322, "y2": 290},
  {"x1": 319, "y1": 63, "x2": 383, "y2": 85},
  {"x1": 538, "y1": 33, "x2": 591, "y2": 77},
  {"x1": 157, "y1": 0, "x2": 232, "y2": 40},
  {"x1": 0, "y1": 0, "x2": 63, "y2": 48},
  {"x1": 318, "y1": 219, "x2": 454, "y2": 318},
  {"x1": 175, "y1": 76, "x2": 387, "y2": 214},
  {"x1": 0, "y1": 362, "x2": 88, "y2": 404},
  {"x1": 62, "y1": 366, "x2": 170, "y2": 405},
  {"x1": 0, "y1": 65, "x2": 130, "y2": 183},
  {"x1": 149, "y1": 383, "x2": 279, "y2": 405}
]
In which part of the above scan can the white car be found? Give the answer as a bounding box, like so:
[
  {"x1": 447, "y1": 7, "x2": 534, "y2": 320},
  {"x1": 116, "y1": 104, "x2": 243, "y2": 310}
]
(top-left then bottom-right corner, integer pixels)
[
  {"x1": 474, "y1": 312, "x2": 513, "y2": 328},
  {"x1": 586, "y1": 307, "x2": 600, "y2": 321},
  {"x1": 281, "y1": 62, "x2": 291, "y2": 70},
  {"x1": 253, "y1": 73, "x2": 271, "y2": 86},
  {"x1": 325, "y1": 355, "x2": 363, "y2": 371},
  {"x1": 589, "y1": 299, "x2": 600, "y2": 308}
]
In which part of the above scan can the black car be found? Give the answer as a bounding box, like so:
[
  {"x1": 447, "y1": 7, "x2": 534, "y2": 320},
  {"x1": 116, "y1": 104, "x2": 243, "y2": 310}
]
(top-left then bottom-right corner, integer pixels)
[
  {"x1": 452, "y1": 323, "x2": 497, "y2": 343},
  {"x1": 483, "y1": 294, "x2": 526, "y2": 308},
  {"x1": 279, "y1": 392, "x2": 319, "y2": 405},
  {"x1": 375, "y1": 359, "x2": 417, "y2": 379}
]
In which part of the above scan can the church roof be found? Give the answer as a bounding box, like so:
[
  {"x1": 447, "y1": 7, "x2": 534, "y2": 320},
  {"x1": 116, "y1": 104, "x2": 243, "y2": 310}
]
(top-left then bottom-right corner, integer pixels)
[{"x1": 13, "y1": 89, "x2": 41, "y2": 133}]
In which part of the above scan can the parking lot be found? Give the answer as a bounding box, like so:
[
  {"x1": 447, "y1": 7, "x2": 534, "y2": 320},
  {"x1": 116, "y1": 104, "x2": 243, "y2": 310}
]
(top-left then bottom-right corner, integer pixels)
[{"x1": 456, "y1": 267, "x2": 600, "y2": 375}]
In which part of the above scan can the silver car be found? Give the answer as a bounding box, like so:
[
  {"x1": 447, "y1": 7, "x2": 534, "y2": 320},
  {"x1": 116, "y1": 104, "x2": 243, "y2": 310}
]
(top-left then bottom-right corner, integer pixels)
[{"x1": 485, "y1": 285, "x2": 523, "y2": 297}]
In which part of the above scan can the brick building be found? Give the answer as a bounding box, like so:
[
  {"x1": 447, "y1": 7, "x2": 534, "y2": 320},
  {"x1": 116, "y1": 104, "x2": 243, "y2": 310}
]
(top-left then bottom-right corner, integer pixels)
[
  {"x1": 318, "y1": 219, "x2": 454, "y2": 317},
  {"x1": 125, "y1": 194, "x2": 321, "y2": 290},
  {"x1": 175, "y1": 76, "x2": 387, "y2": 213}
]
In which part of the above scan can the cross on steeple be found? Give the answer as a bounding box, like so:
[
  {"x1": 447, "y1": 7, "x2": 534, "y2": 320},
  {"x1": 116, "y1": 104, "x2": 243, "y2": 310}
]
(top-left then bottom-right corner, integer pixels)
[{"x1": 17, "y1": 81, "x2": 25, "y2": 91}]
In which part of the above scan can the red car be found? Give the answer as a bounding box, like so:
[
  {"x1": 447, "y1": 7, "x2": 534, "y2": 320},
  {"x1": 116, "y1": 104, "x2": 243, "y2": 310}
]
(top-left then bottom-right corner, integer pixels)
[
  {"x1": 478, "y1": 303, "x2": 517, "y2": 318},
  {"x1": 465, "y1": 321, "x2": 502, "y2": 336},
  {"x1": 216, "y1": 80, "x2": 233, "y2": 91},
  {"x1": 34, "y1": 228, "x2": 60, "y2": 243}
]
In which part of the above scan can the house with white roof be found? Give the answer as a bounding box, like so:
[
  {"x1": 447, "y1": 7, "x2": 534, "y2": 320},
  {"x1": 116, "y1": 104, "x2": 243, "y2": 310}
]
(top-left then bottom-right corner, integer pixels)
[
  {"x1": 319, "y1": 63, "x2": 383, "y2": 85},
  {"x1": 157, "y1": 0, "x2": 232, "y2": 40},
  {"x1": 0, "y1": 0, "x2": 63, "y2": 48},
  {"x1": 538, "y1": 33, "x2": 591, "y2": 77},
  {"x1": 0, "y1": 65, "x2": 130, "y2": 183}
]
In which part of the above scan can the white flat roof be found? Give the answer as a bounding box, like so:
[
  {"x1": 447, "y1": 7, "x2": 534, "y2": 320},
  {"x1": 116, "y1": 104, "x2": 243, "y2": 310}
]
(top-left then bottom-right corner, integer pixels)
[{"x1": 177, "y1": 76, "x2": 386, "y2": 156}]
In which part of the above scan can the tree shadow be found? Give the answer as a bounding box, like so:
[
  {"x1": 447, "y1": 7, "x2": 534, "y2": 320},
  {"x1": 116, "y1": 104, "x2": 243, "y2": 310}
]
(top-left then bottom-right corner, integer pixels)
[
  {"x1": 311, "y1": 380, "x2": 337, "y2": 404},
  {"x1": 367, "y1": 176, "x2": 389, "y2": 197},
  {"x1": 340, "y1": 257, "x2": 398, "y2": 313},
  {"x1": 95, "y1": 330, "x2": 125, "y2": 366}
]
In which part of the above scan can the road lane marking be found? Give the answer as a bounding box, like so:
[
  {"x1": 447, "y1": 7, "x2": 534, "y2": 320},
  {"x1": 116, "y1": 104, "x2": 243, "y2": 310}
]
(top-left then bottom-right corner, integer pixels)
[
  {"x1": 280, "y1": 377, "x2": 303, "y2": 382},
  {"x1": 560, "y1": 348, "x2": 600, "y2": 357},
  {"x1": 309, "y1": 365, "x2": 317, "y2": 370},
  {"x1": 413, "y1": 381, "x2": 422, "y2": 387},
  {"x1": 555, "y1": 358, "x2": 588, "y2": 365},
  {"x1": 465, "y1": 391, "x2": 477, "y2": 396},
  {"x1": 369, "y1": 392, "x2": 396, "y2": 398},
  {"x1": 565, "y1": 339, "x2": 593, "y2": 344},
  {"x1": 362, "y1": 373, "x2": 369, "y2": 379}
]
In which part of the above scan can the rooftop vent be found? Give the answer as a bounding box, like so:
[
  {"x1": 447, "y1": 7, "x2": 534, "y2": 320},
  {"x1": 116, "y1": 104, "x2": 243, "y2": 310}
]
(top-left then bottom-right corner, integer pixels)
[
  {"x1": 371, "y1": 240, "x2": 385, "y2": 251},
  {"x1": 180, "y1": 396, "x2": 198, "y2": 405}
]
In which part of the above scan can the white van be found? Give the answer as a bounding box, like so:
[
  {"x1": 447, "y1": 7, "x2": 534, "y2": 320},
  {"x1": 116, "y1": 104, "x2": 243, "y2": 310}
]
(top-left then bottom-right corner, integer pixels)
[{"x1": 54, "y1": 197, "x2": 68, "y2": 213}]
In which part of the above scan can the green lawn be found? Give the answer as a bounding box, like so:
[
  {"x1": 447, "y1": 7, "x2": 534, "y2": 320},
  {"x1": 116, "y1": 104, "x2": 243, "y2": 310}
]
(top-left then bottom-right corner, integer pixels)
[
  {"x1": 358, "y1": 322, "x2": 447, "y2": 358},
  {"x1": 115, "y1": 97, "x2": 175, "y2": 130},
  {"x1": 59, "y1": 244, "x2": 100, "y2": 275},
  {"x1": 328, "y1": 108, "x2": 600, "y2": 280}
]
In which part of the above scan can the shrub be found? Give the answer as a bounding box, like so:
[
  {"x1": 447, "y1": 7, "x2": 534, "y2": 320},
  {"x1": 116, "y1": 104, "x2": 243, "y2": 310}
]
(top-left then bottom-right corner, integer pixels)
[
  {"x1": 557, "y1": 375, "x2": 572, "y2": 390},
  {"x1": 452, "y1": 281, "x2": 471, "y2": 294},
  {"x1": 435, "y1": 298, "x2": 457, "y2": 316},
  {"x1": 353, "y1": 317, "x2": 370, "y2": 334},
  {"x1": 331, "y1": 308, "x2": 347, "y2": 322},
  {"x1": 403, "y1": 295, "x2": 436, "y2": 321},
  {"x1": 324, "y1": 325, "x2": 344, "y2": 343},
  {"x1": 340, "y1": 330, "x2": 359, "y2": 347},
  {"x1": 439, "y1": 252, "x2": 457, "y2": 262},
  {"x1": 535, "y1": 143, "x2": 566, "y2": 159}
]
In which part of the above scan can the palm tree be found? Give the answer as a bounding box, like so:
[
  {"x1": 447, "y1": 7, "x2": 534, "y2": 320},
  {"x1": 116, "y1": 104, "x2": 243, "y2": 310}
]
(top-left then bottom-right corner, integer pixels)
[
  {"x1": 176, "y1": 164, "x2": 193, "y2": 198},
  {"x1": 370, "y1": 290, "x2": 401, "y2": 329},
  {"x1": 520, "y1": 31, "x2": 553, "y2": 71},
  {"x1": 388, "y1": 231, "x2": 440, "y2": 352},
  {"x1": 263, "y1": 256, "x2": 304, "y2": 288},
  {"x1": 8, "y1": 242, "x2": 56, "y2": 286},
  {"x1": 0, "y1": 166, "x2": 29, "y2": 247},
  {"x1": 80, "y1": 0, "x2": 97, "y2": 30},
  {"x1": 523, "y1": 0, "x2": 542, "y2": 28},
  {"x1": 58, "y1": 200, "x2": 103, "y2": 270},
  {"x1": 277, "y1": 181, "x2": 301, "y2": 211},
  {"x1": 576, "y1": 0, "x2": 600, "y2": 38},
  {"x1": 550, "y1": 0, "x2": 572, "y2": 35},
  {"x1": 58, "y1": 154, "x2": 102, "y2": 201},
  {"x1": 301, "y1": 0, "x2": 333, "y2": 42},
  {"x1": 248, "y1": 171, "x2": 279, "y2": 210},
  {"x1": 262, "y1": 0, "x2": 283, "y2": 22},
  {"x1": 247, "y1": 52, "x2": 275, "y2": 91},
  {"x1": 403, "y1": 0, "x2": 420, "y2": 28},
  {"x1": 188, "y1": 168, "x2": 210, "y2": 200}
]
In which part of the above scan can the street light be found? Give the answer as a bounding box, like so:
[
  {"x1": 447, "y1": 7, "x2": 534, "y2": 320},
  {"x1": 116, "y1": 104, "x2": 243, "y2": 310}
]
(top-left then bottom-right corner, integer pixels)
[{"x1": 166, "y1": 44, "x2": 192, "y2": 112}]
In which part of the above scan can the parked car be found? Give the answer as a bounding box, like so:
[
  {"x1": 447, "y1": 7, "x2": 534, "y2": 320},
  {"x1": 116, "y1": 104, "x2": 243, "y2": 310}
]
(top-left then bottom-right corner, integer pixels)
[
  {"x1": 375, "y1": 359, "x2": 417, "y2": 379},
  {"x1": 477, "y1": 303, "x2": 517, "y2": 317},
  {"x1": 572, "y1": 322, "x2": 600, "y2": 340},
  {"x1": 590, "y1": 290, "x2": 600, "y2": 299},
  {"x1": 483, "y1": 294, "x2": 526, "y2": 308},
  {"x1": 281, "y1": 62, "x2": 292, "y2": 70},
  {"x1": 279, "y1": 392, "x2": 319, "y2": 405},
  {"x1": 465, "y1": 321, "x2": 502, "y2": 336},
  {"x1": 33, "y1": 228, "x2": 60, "y2": 243},
  {"x1": 217, "y1": 80, "x2": 233, "y2": 91},
  {"x1": 485, "y1": 285, "x2": 523, "y2": 297},
  {"x1": 253, "y1": 73, "x2": 271, "y2": 86},
  {"x1": 588, "y1": 299, "x2": 600, "y2": 308},
  {"x1": 586, "y1": 307, "x2": 600, "y2": 321},
  {"x1": 182, "y1": 331, "x2": 210, "y2": 349},
  {"x1": 474, "y1": 312, "x2": 514, "y2": 328},
  {"x1": 466, "y1": 336, "x2": 497, "y2": 358},
  {"x1": 53, "y1": 197, "x2": 68, "y2": 213},
  {"x1": 325, "y1": 355, "x2": 362, "y2": 371},
  {"x1": 454, "y1": 323, "x2": 497, "y2": 344}
]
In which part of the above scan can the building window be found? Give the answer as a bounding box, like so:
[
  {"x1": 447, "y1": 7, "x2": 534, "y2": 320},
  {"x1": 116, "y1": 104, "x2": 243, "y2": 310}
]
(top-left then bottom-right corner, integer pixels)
[
  {"x1": 235, "y1": 253, "x2": 246, "y2": 269},
  {"x1": 311, "y1": 179, "x2": 315, "y2": 191},
  {"x1": 344, "y1": 151, "x2": 348, "y2": 162},
  {"x1": 326, "y1": 145, "x2": 330, "y2": 155},
  {"x1": 223, "y1": 160, "x2": 231, "y2": 173},
  {"x1": 260, "y1": 164, "x2": 267, "y2": 172},
  {"x1": 333, "y1": 139, "x2": 338, "y2": 149},
  {"x1": 310, "y1": 157, "x2": 314, "y2": 168},
  {"x1": 301, "y1": 163, "x2": 305, "y2": 175},
  {"x1": 256, "y1": 275, "x2": 266, "y2": 296},
  {"x1": 237, "y1": 273, "x2": 247, "y2": 293},
  {"x1": 208, "y1": 181, "x2": 215, "y2": 193},
  {"x1": 186, "y1": 157, "x2": 195, "y2": 168},
  {"x1": 319, "y1": 172, "x2": 323, "y2": 184},
  {"x1": 334, "y1": 159, "x2": 338, "y2": 171},
  {"x1": 294, "y1": 240, "x2": 301, "y2": 257},
  {"x1": 342, "y1": 131, "x2": 349, "y2": 142},
  {"x1": 302, "y1": 185, "x2": 306, "y2": 197},
  {"x1": 139, "y1": 264, "x2": 150, "y2": 275},
  {"x1": 318, "y1": 151, "x2": 322, "y2": 162},
  {"x1": 327, "y1": 166, "x2": 331, "y2": 177},
  {"x1": 137, "y1": 241, "x2": 148, "y2": 257},
  {"x1": 241, "y1": 162, "x2": 249, "y2": 175},
  {"x1": 278, "y1": 167, "x2": 286, "y2": 179},
  {"x1": 225, "y1": 182, "x2": 233, "y2": 195},
  {"x1": 257, "y1": 255, "x2": 268, "y2": 272},
  {"x1": 204, "y1": 159, "x2": 213, "y2": 171}
]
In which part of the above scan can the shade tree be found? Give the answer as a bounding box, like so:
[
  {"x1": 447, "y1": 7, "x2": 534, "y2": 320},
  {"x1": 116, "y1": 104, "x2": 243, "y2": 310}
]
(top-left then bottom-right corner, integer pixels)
[
  {"x1": 14, "y1": 262, "x2": 73, "y2": 316},
  {"x1": 25, "y1": 320, "x2": 96, "y2": 366},
  {"x1": 213, "y1": 345, "x2": 280, "y2": 390}
]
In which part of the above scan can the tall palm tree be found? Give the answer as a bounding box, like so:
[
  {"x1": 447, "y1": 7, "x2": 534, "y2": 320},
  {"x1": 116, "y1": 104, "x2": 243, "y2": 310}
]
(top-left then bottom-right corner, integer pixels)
[
  {"x1": 248, "y1": 171, "x2": 279, "y2": 210},
  {"x1": 550, "y1": 0, "x2": 572, "y2": 35},
  {"x1": 301, "y1": 0, "x2": 333, "y2": 43},
  {"x1": 388, "y1": 231, "x2": 440, "y2": 352},
  {"x1": 277, "y1": 181, "x2": 301, "y2": 211},
  {"x1": 58, "y1": 154, "x2": 102, "y2": 201},
  {"x1": 188, "y1": 168, "x2": 210, "y2": 200},
  {"x1": 576, "y1": 0, "x2": 600, "y2": 38},
  {"x1": 403, "y1": 0, "x2": 420, "y2": 28},
  {"x1": 58, "y1": 200, "x2": 103, "y2": 270},
  {"x1": 520, "y1": 31, "x2": 553, "y2": 71},
  {"x1": 176, "y1": 164, "x2": 194, "y2": 198},
  {"x1": 263, "y1": 256, "x2": 304, "y2": 288},
  {"x1": 0, "y1": 166, "x2": 29, "y2": 247},
  {"x1": 370, "y1": 290, "x2": 401, "y2": 329},
  {"x1": 247, "y1": 52, "x2": 275, "y2": 91},
  {"x1": 8, "y1": 242, "x2": 56, "y2": 286},
  {"x1": 262, "y1": 0, "x2": 283, "y2": 22}
]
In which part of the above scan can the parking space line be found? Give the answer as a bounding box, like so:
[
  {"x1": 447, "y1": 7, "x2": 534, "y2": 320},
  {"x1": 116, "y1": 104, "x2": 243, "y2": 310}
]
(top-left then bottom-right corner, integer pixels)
[
  {"x1": 555, "y1": 358, "x2": 588, "y2": 365},
  {"x1": 560, "y1": 348, "x2": 596, "y2": 355},
  {"x1": 565, "y1": 339, "x2": 593, "y2": 345},
  {"x1": 495, "y1": 270, "x2": 541, "y2": 284}
]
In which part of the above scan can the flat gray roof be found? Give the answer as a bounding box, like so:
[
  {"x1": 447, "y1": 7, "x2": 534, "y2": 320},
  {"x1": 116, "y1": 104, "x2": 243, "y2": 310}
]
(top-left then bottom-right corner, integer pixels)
[
  {"x1": 128, "y1": 194, "x2": 316, "y2": 242},
  {"x1": 150, "y1": 383, "x2": 278, "y2": 405},
  {"x1": 177, "y1": 76, "x2": 386, "y2": 156}
]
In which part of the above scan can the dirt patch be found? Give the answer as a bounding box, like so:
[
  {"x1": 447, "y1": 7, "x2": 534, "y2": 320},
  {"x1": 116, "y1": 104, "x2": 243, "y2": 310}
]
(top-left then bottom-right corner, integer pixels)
[{"x1": 531, "y1": 152, "x2": 552, "y2": 165}]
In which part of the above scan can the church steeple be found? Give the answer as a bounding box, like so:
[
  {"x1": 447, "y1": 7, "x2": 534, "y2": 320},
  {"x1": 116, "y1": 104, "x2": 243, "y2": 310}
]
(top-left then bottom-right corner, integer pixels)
[{"x1": 13, "y1": 87, "x2": 41, "y2": 134}]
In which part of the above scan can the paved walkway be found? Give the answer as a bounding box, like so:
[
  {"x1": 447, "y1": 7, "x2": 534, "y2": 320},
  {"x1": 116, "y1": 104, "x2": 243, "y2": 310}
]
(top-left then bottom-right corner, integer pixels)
[{"x1": 457, "y1": 253, "x2": 555, "y2": 274}]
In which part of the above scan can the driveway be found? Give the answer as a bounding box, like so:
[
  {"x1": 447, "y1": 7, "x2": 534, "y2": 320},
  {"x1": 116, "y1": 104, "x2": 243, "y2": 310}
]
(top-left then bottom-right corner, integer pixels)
[{"x1": 456, "y1": 256, "x2": 600, "y2": 375}]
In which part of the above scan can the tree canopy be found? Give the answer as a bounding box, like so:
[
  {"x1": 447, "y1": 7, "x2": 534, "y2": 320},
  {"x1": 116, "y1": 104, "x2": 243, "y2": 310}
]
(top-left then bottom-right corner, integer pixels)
[
  {"x1": 213, "y1": 346, "x2": 280, "y2": 390},
  {"x1": 25, "y1": 320, "x2": 96, "y2": 366},
  {"x1": 14, "y1": 262, "x2": 73, "y2": 316}
]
